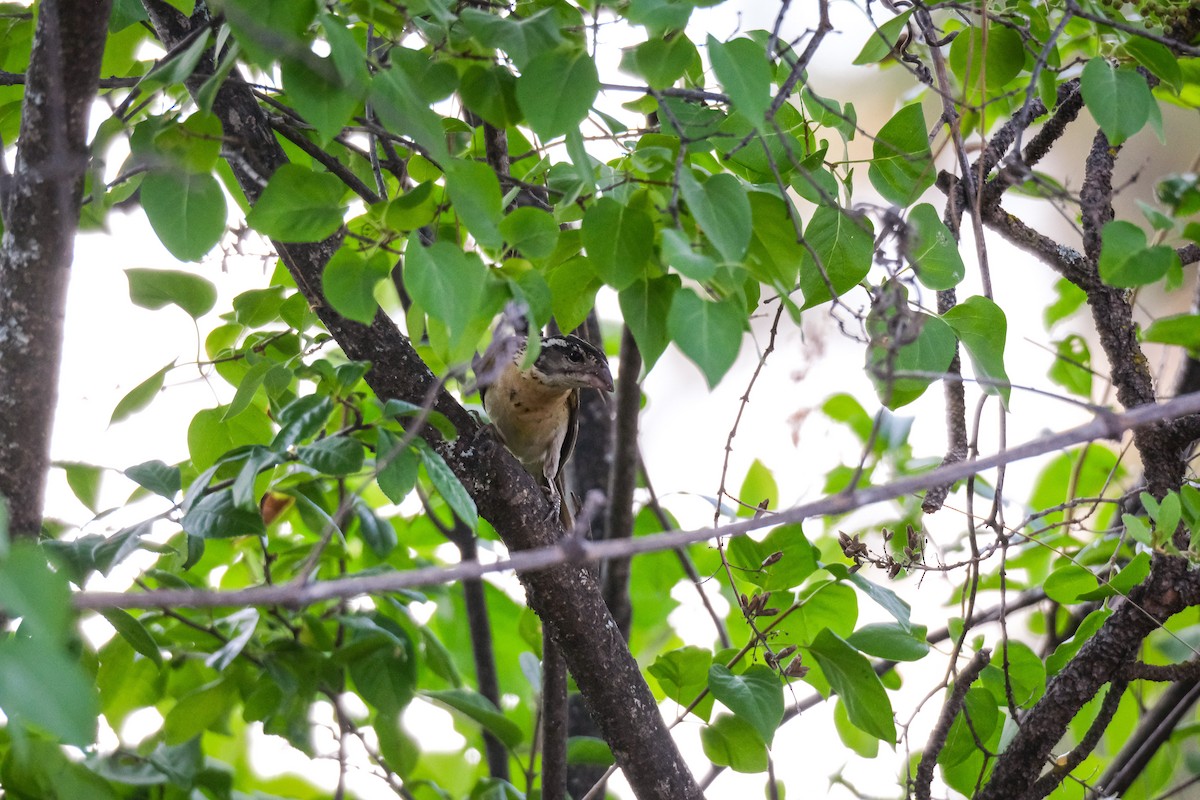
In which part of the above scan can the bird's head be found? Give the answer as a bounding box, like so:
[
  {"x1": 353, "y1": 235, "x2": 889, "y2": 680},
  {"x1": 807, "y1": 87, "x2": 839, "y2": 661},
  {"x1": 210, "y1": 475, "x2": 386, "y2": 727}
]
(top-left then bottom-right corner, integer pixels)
[{"x1": 529, "y1": 335, "x2": 614, "y2": 392}]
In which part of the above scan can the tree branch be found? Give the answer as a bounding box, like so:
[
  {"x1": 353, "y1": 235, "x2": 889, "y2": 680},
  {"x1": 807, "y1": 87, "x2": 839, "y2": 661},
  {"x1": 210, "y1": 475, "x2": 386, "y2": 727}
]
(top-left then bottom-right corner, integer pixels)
[
  {"x1": 74, "y1": 391, "x2": 1200, "y2": 613},
  {"x1": 0, "y1": 0, "x2": 113, "y2": 536},
  {"x1": 914, "y1": 649, "x2": 992, "y2": 800},
  {"x1": 600, "y1": 326, "x2": 642, "y2": 638}
]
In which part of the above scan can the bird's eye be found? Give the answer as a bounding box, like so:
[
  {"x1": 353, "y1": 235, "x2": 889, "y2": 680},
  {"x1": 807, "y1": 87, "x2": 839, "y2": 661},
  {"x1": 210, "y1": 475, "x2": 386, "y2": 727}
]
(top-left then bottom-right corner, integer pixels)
[{"x1": 568, "y1": 350, "x2": 583, "y2": 363}]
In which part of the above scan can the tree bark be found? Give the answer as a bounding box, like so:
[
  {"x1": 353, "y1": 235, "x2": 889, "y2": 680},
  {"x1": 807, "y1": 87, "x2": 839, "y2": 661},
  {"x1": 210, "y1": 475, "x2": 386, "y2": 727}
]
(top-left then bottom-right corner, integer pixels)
[
  {"x1": 141, "y1": 3, "x2": 702, "y2": 797},
  {"x1": 0, "y1": 0, "x2": 113, "y2": 537}
]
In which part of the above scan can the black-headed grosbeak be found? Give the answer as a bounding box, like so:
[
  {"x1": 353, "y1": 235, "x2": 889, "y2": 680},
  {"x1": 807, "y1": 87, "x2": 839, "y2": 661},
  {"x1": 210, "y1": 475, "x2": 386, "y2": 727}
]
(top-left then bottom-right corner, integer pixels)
[{"x1": 480, "y1": 333, "x2": 613, "y2": 525}]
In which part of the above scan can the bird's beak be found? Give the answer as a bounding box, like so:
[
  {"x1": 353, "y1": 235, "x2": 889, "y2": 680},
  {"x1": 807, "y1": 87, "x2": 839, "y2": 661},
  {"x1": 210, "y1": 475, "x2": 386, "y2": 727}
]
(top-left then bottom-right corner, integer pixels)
[{"x1": 587, "y1": 367, "x2": 614, "y2": 393}]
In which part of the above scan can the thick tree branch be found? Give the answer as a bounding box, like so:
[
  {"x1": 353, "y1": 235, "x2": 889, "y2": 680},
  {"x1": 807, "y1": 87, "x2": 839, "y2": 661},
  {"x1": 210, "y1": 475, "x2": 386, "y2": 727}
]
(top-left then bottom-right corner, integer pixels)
[
  {"x1": 978, "y1": 556, "x2": 1200, "y2": 800},
  {"x1": 0, "y1": 0, "x2": 113, "y2": 537},
  {"x1": 1096, "y1": 676, "x2": 1200, "y2": 796},
  {"x1": 913, "y1": 649, "x2": 991, "y2": 800},
  {"x1": 1026, "y1": 678, "x2": 1128, "y2": 800},
  {"x1": 600, "y1": 326, "x2": 642, "y2": 638}
]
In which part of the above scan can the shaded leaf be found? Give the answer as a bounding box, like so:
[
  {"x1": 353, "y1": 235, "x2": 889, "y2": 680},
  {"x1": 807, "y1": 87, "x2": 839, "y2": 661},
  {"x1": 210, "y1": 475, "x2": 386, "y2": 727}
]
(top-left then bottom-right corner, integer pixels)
[
  {"x1": 126, "y1": 268, "x2": 217, "y2": 319},
  {"x1": 868, "y1": 103, "x2": 934, "y2": 205},
  {"x1": 667, "y1": 289, "x2": 744, "y2": 388},
  {"x1": 246, "y1": 163, "x2": 347, "y2": 242},
  {"x1": 708, "y1": 664, "x2": 783, "y2": 746},
  {"x1": 808, "y1": 628, "x2": 896, "y2": 743}
]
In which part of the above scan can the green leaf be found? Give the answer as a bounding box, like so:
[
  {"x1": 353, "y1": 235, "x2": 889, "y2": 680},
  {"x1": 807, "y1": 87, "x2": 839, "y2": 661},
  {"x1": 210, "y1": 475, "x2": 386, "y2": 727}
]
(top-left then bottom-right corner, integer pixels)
[
  {"x1": 499, "y1": 206, "x2": 559, "y2": 260},
  {"x1": 111, "y1": 361, "x2": 175, "y2": 425},
  {"x1": 1078, "y1": 551, "x2": 1152, "y2": 600},
  {"x1": 163, "y1": 679, "x2": 236, "y2": 745},
  {"x1": 678, "y1": 169, "x2": 752, "y2": 263},
  {"x1": 746, "y1": 191, "x2": 803, "y2": 288},
  {"x1": 346, "y1": 620, "x2": 418, "y2": 716},
  {"x1": 384, "y1": 181, "x2": 438, "y2": 231},
  {"x1": 124, "y1": 459, "x2": 182, "y2": 499},
  {"x1": 700, "y1": 713, "x2": 769, "y2": 773},
  {"x1": 515, "y1": 48, "x2": 599, "y2": 138},
  {"x1": 232, "y1": 286, "x2": 286, "y2": 326},
  {"x1": 947, "y1": 25, "x2": 1025, "y2": 91},
  {"x1": 707, "y1": 664, "x2": 784, "y2": 746},
  {"x1": 1099, "y1": 220, "x2": 1179, "y2": 287},
  {"x1": 404, "y1": 241, "x2": 489, "y2": 351},
  {"x1": 1081, "y1": 58, "x2": 1152, "y2": 146},
  {"x1": 418, "y1": 442, "x2": 478, "y2": 530},
  {"x1": 445, "y1": 158, "x2": 504, "y2": 250},
  {"x1": 619, "y1": 275, "x2": 679, "y2": 372},
  {"x1": 1045, "y1": 277, "x2": 1087, "y2": 327},
  {"x1": 138, "y1": 22, "x2": 207, "y2": 87},
  {"x1": 907, "y1": 203, "x2": 965, "y2": 290},
  {"x1": 726, "y1": 522, "x2": 819, "y2": 591},
  {"x1": 205, "y1": 608, "x2": 259, "y2": 672},
  {"x1": 774, "y1": 580, "x2": 857, "y2": 646},
  {"x1": 581, "y1": 197, "x2": 654, "y2": 289},
  {"x1": 846, "y1": 570, "x2": 914, "y2": 629},
  {"x1": 1145, "y1": 314, "x2": 1200, "y2": 352},
  {"x1": 459, "y1": 7, "x2": 564, "y2": 70},
  {"x1": 1043, "y1": 563, "x2": 1100, "y2": 603},
  {"x1": 376, "y1": 429, "x2": 421, "y2": 504},
  {"x1": 631, "y1": 34, "x2": 698, "y2": 90},
  {"x1": 567, "y1": 736, "x2": 615, "y2": 767},
  {"x1": 661, "y1": 228, "x2": 717, "y2": 281},
  {"x1": 246, "y1": 163, "x2": 347, "y2": 242},
  {"x1": 866, "y1": 312, "x2": 957, "y2": 409},
  {"x1": 98, "y1": 608, "x2": 162, "y2": 667},
  {"x1": 548, "y1": 257, "x2": 601, "y2": 334},
  {"x1": 846, "y1": 622, "x2": 929, "y2": 661},
  {"x1": 222, "y1": 359, "x2": 270, "y2": 423},
  {"x1": 808, "y1": 628, "x2": 896, "y2": 743},
  {"x1": 322, "y1": 246, "x2": 392, "y2": 324},
  {"x1": 57, "y1": 461, "x2": 103, "y2": 514},
  {"x1": 707, "y1": 35, "x2": 771, "y2": 127},
  {"x1": 1123, "y1": 38, "x2": 1183, "y2": 93},
  {"x1": 0, "y1": 634, "x2": 99, "y2": 745},
  {"x1": 667, "y1": 289, "x2": 744, "y2": 388},
  {"x1": 939, "y1": 687, "x2": 999, "y2": 768},
  {"x1": 0, "y1": 551, "x2": 99, "y2": 743},
  {"x1": 355, "y1": 502, "x2": 397, "y2": 558},
  {"x1": 141, "y1": 168, "x2": 227, "y2": 262},
  {"x1": 296, "y1": 436, "x2": 365, "y2": 476},
  {"x1": 423, "y1": 689, "x2": 523, "y2": 748},
  {"x1": 272, "y1": 394, "x2": 335, "y2": 451},
  {"x1": 980, "y1": 641, "x2": 1046, "y2": 708},
  {"x1": 126, "y1": 268, "x2": 217, "y2": 319},
  {"x1": 369, "y1": 65, "x2": 451, "y2": 164},
  {"x1": 868, "y1": 103, "x2": 934, "y2": 206},
  {"x1": 853, "y1": 9, "x2": 913, "y2": 65},
  {"x1": 834, "y1": 696, "x2": 879, "y2": 759},
  {"x1": 649, "y1": 646, "x2": 714, "y2": 721},
  {"x1": 0, "y1": 545, "x2": 74, "y2": 642},
  {"x1": 460, "y1": 65, "x2": 521, "y2": 129},
  {"x1": 281, "y1": 52, "x2": 364, "y2": 144},
  {"x1": 1048, "y1": 335, "x2": 1093, "y2": 398},
  {"x1": 181, "y1": 488, "x2": 267, "y2": 539},
  {"x1": 943, "y1": 295, "x2": 1011, "y2": 406},
  {"x1": 1047, "y1": 608, "x2": 1111, "y2": 675},
  {"x1": 798, "y1": 206, "x2": 874, "y2": 309}
]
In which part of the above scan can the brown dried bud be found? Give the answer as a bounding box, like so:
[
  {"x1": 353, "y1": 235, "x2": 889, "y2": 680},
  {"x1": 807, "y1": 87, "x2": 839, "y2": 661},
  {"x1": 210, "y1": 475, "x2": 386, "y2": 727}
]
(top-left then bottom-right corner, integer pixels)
[{"x1": 762, "y1": 551, "x2": 784, "y2": 568}]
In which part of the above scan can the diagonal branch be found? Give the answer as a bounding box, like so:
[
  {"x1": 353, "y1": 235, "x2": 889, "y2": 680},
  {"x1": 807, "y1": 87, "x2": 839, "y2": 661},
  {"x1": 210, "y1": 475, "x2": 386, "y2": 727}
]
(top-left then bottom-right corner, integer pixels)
[{"x1": 137, "y1": 3, "x2": 702, "y2": 797}]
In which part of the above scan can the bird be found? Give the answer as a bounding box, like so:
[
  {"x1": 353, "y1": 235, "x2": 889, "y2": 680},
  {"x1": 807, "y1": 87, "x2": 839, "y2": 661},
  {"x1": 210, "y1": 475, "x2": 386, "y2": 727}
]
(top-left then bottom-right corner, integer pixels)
[{"x1": 480, "y1": 332, "x2": 613, "y2": 527}]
